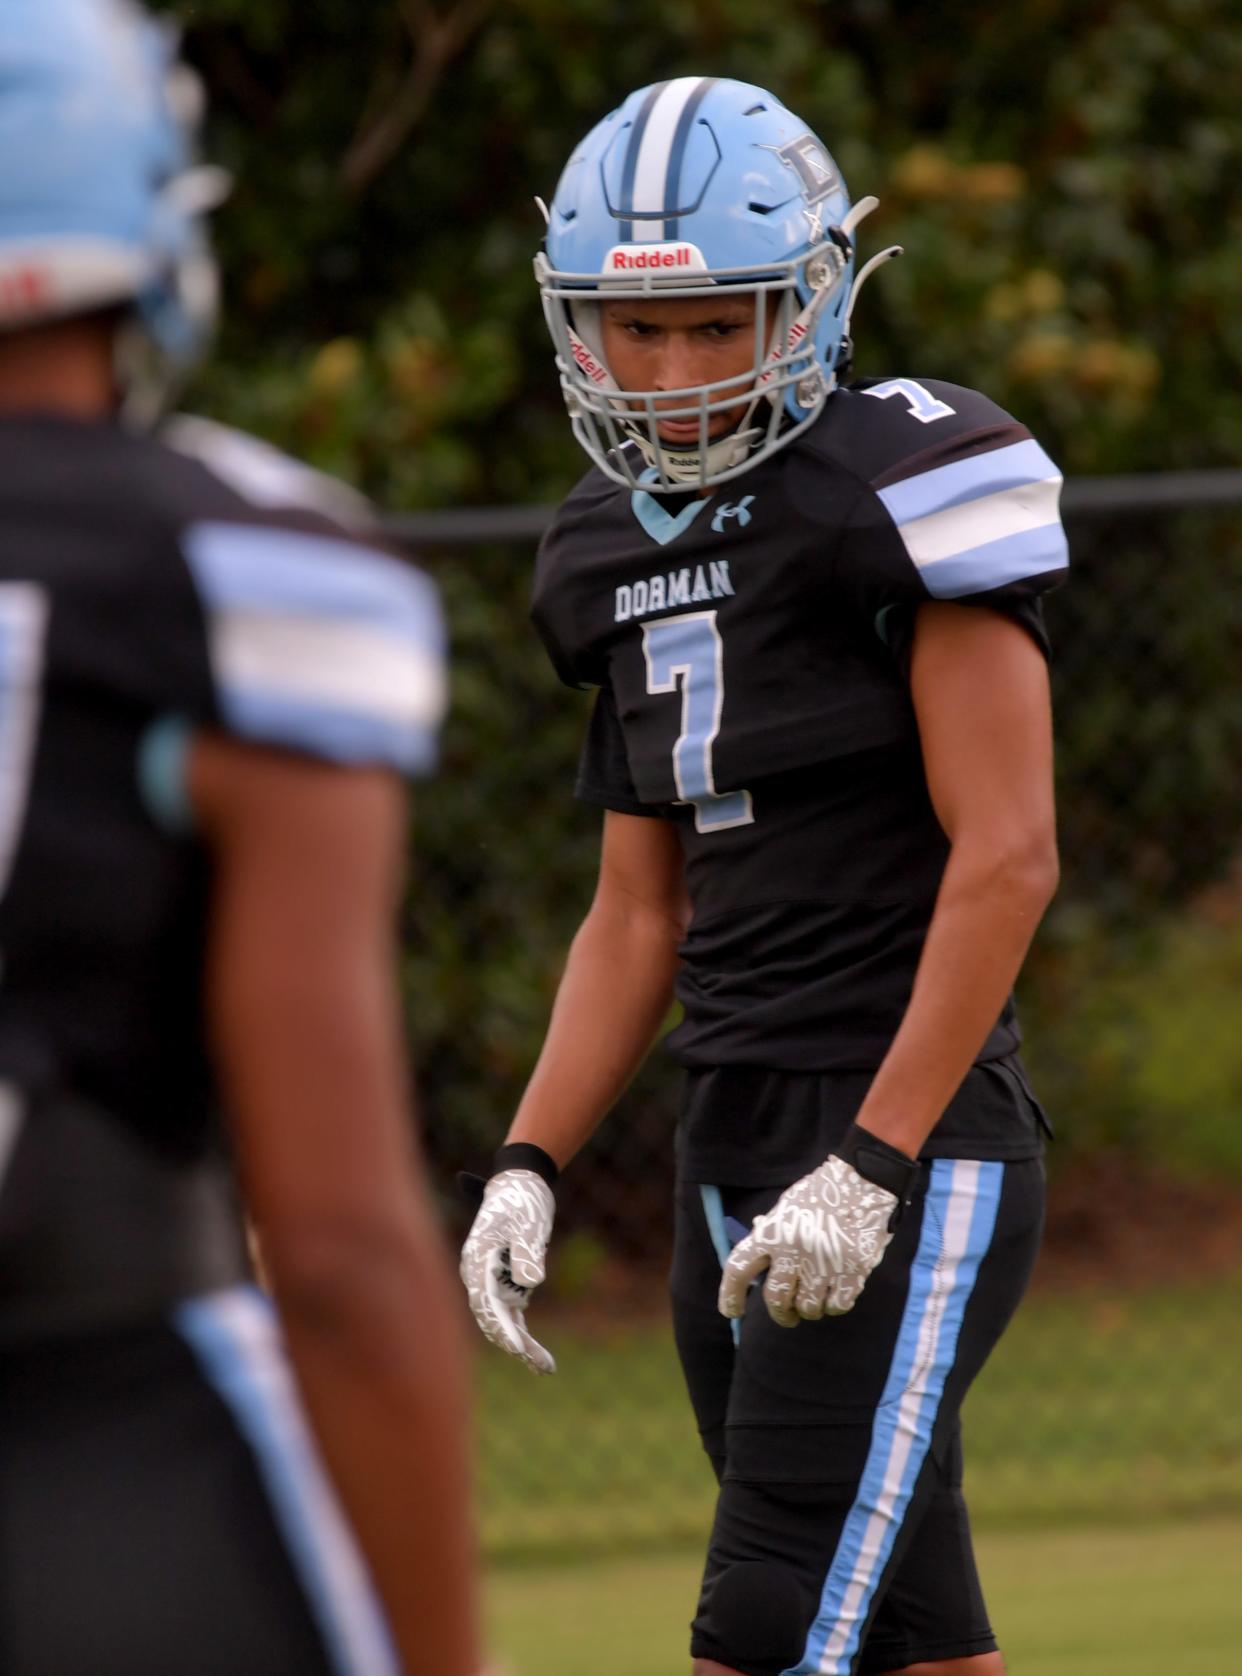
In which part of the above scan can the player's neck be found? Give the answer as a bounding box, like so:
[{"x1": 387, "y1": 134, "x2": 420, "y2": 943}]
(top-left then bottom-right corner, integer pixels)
[{"x1": 0, "y1": 316, "x2": 118, "y2": 420}]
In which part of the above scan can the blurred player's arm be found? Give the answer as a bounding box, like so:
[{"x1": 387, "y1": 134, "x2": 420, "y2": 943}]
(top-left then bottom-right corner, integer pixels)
[
  {"x1": 506, "y1": 807, "x2": 687, "y2": 1165},
  {"x1": 854, "y1": 600, "x2": 1059, "y2": 1156},
  {"x1": 190, "y1": 736, "x2": 484, "y2": 1676}
]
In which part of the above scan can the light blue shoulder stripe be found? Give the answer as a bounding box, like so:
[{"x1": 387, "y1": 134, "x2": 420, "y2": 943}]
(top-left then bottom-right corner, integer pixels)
[
  {"x1": 920, "y1": 521, "x2": 1068, "y2": 599},
  {"x1": 785, "y1": 1160, "x2": 1005, "y2": 1676},
  {"x1": 876, "y1": 438, "x2": 1059, "y2": 527},
  {"x1": 221, "y1": 689, "x2": 440, "y2": 776},
  {"x1": 182, "y1": 521, "x2": 446, "y2": 774},
  {"x1": 183, "y1": 522, "x2": 443, "y2": 654}
]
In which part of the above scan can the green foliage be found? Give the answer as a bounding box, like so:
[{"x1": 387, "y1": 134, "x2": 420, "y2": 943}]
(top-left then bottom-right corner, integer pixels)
[
  {"x1": 154, "y1": 2, "x2": 1242, "y2": 1171},
  {"x1": 1047, "y1": 508, "x2": 1242, "y2": 907},
  {"x1": 1023, "y1": 913, "x2": 1242, "y2": 1177},
  {"x1": 163, "y1": 0, "x2": 1241, "y2": 503}
]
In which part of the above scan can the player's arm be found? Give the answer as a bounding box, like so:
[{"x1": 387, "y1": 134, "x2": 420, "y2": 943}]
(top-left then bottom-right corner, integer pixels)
[
  {"x1": 721, "y1": 600, "x2": 1057, "y2": 1328},
  {"x1": 460, "y1": 807, "x2": 685, "y2": 1372},
  {"x1": 852, "y1": 599, "x2": 1059, "y2": 1154},
  {"x1": 508, "y1": 806, "x2": 687, "y2": 1164},
  {"x1": 190, "y1": 737, "x2": 483, "y2": 1676}
]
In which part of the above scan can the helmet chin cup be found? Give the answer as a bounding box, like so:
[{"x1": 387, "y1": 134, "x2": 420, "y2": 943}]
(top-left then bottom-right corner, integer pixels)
[{"x1": 633, "y1": 424, "x2": 763, "y2": 491}]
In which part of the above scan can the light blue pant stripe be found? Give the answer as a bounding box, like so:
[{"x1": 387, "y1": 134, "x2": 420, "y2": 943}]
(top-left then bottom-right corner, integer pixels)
[
  {"x1": 784, "y1": 1160, "x2": 1005, "y2": 1676},
  {"x1": 175, "y1": 1286, "x2": 399, "y2": 1676},
  {"x1": 701, "y1": 1184, "x2": 741, "y2": 1345}
]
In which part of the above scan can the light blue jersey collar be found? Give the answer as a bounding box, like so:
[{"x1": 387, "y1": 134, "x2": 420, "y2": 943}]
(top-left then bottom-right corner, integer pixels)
[{"x1": 629, "y1": 469, "x2": 712, "y2": 546}]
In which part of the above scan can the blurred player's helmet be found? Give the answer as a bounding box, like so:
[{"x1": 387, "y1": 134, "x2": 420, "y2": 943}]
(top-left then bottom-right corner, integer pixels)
[
  {"x1": 0, "y1": 0, "x2": 227, "y2": 414},
  {"x1": 536, "y1": 76, "x2": 899, "y2": 490}
]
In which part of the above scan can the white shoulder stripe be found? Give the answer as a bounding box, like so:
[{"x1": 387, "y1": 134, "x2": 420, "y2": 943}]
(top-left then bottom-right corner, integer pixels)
[
  {"x1": 214, "y1": 613, "x2": 445, "y2": 732},
  {"x1": 184, "y1": 522, "x2": 440, "y2": 649},
  {"x1": 183, "y1": 521, "x2": 447, "y2": 772},
  {"x1": 876, "y1": 437, "x2": 1058, "y2": 527},
  {"x1": 894, "y1": 474, "x2": 1064, "y2": 571}
]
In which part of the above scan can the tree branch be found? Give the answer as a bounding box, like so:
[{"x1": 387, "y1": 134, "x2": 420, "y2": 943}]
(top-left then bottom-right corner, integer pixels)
[{"x1": 342, "y1": 0, "x2": 491, "y2": 196}]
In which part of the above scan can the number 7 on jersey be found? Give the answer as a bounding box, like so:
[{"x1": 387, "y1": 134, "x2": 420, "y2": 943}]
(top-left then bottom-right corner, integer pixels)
[{"x1": 641, "y1": 610, "x2": 754, "y2": 834}]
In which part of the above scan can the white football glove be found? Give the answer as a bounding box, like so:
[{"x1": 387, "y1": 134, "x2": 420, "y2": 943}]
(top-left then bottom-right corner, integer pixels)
[
  {"x1": 460, "y1": 1168, "x2": 556, "y2": 1375},
  {"x1": 718, "y1": 1125, "x2": 919, "y2": 1327}
]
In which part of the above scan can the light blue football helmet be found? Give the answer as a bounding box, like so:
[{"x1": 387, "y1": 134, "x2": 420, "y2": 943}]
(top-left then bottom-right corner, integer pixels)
[
  {"x1": 0, "y1": 0, "x2": 226, "y2": 411},
  {"x1": 536, "y1": 76, "x2": 899, "y2": 490}
]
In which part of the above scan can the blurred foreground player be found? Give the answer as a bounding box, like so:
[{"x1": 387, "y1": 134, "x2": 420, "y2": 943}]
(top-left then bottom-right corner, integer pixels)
[
  {"x1": 462, "y1": 79, "x2": 1067, "y2": 1676},
  {"x1": 0, "y1": 4, "x2": 484, "y2": 1673}
]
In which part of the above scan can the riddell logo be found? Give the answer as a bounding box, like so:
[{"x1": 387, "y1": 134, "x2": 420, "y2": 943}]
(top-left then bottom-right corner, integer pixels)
[
  {"x1": 603, "y1": 243, "x2": 707, "y2": 274},
  {"x1": 568, "y1": 331, "x2": 609, "y2": 385}
]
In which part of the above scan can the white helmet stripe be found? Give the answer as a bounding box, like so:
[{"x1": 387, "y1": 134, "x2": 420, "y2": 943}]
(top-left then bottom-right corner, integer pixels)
[{"x1": 629, "y1": 76, "x2": 709, "y2": 234}]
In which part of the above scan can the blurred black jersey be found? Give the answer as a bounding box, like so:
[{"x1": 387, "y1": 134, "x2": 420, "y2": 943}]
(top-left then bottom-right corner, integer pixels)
[
  {"x1": 0, "y1": 413, "x2": 444, "y2": 1334},
  {"x1": 533, "y1": 377, "x2": 1067, "y2": 1079}
]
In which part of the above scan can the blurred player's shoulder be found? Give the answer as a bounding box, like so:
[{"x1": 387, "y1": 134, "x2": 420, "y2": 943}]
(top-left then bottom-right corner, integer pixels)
[
  {"x1": 0, "y1": 413, "x2": 445, "y2": 774},
  {"x1": 158, "y1": 413, "x2": 377, "y2": 537},
  {"x1": 152, "y1": 416, "x2": 447, "y2": 775}
]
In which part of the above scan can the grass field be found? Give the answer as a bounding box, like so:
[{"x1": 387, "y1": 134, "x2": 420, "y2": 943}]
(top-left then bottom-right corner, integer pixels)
[
  {"x1": 488, "y1": 1517, "x2": 1242, "y2": 1675},
  {"x1": 477, "y1": 1278, "x2": 1242, "y2": 1560}
]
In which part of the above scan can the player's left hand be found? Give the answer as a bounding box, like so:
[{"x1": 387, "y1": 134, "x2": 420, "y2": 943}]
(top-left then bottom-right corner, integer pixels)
[
  {"x1": 718, "y1": 1124, "x2": 920, "y2": 1327},
  {"x1": 459, "y1": 1169, "x2": 557, "y2": 1375}
]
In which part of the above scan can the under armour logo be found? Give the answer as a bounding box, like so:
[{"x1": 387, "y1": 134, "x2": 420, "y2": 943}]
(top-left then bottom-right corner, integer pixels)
[{"x1": 712, "y1": 495, "x2": 755, "y2": 533}]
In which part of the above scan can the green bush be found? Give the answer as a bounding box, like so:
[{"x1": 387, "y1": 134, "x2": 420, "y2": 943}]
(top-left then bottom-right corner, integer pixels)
[
  {"x1": 146, "y1": 2, "x2": 1242, "y2": 1179},
  {"x1": 1023, "y1": 914, "x2": 1242, "y2": 1179}
]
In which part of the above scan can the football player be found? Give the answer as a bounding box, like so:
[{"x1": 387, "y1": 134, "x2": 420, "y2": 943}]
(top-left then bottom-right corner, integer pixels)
[
  {"x1": 461, "y1": 77, "x2": 1065, "y2": 1676},
  {"x1": 0, "y1": 4, "x2": 485, "y2": 1673}
]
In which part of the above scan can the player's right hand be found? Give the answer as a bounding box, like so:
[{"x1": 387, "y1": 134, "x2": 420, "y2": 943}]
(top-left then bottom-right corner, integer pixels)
[{"x1": 459, "y1": 1169, "x2": 557, "y2": 1375}]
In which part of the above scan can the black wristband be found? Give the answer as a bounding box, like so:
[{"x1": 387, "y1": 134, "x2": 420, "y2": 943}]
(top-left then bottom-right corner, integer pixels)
[
  {"x1": 492, "y1": 1141, "x2": 560, "y2": 1191},
  {"x1": 836, "y1": 1123, "x2": 920, "y2": 1208}
]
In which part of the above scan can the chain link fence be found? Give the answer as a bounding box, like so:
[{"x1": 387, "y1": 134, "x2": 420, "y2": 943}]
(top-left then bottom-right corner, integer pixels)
[{"x1": 392, "y1": 475, "x2": 1242, "y2": 1561}]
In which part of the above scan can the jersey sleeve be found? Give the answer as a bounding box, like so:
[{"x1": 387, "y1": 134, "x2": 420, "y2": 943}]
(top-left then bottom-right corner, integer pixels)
[
  {"x1": 833, "y1": 400, "x2": 1068, "y2": 659},
  {"x1": 530, "y1": 468, "x2": 616, "y2": 691},
  {"x1": 180, "y1": 518, "x2": 447, "y2": 777},
  {"x1": 575, "y1": 684, "x2": 666, "y2": 817}
]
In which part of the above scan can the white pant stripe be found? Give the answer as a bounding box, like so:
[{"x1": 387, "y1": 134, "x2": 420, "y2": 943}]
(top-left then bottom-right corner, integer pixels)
[{"x1": 785, "y1": 1160, "x2": 1004, "y2": 1675}]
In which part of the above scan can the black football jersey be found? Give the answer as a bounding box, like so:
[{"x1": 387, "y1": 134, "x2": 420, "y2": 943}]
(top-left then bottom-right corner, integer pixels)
[
  {"x1": 533, "y1": 376, "x2": 1068, "y2": 1091},
  {"x1": 0, "y1": 413, "x2": 445, "y2": 1158}
]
